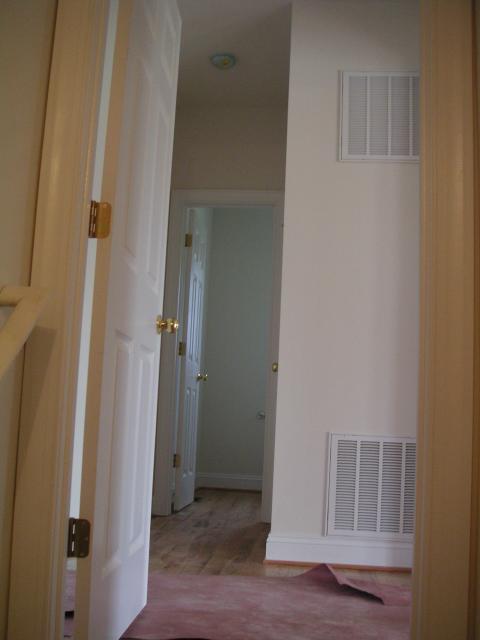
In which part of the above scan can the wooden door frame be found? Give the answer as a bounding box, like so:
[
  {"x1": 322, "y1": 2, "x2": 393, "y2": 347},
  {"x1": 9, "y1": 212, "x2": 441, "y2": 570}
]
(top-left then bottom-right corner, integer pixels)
[
  {"x1": 7, "y1": 1, "x2": 110, "y2": 638},
  {"x1": 152, "y1": 189, "x2": 284, "y2": 519},
  {"x1": 411, "y1": 1, "x2": 479, "y2": 636},
  {"x1": 6, "y1": 1, "x2": 480, "y2": 638}
]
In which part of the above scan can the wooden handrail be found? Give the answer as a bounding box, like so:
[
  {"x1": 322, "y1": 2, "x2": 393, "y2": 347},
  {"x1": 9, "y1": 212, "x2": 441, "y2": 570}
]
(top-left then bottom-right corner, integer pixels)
[{"x1": 0, "y1": 285, "x2": 47, "y2": 380}]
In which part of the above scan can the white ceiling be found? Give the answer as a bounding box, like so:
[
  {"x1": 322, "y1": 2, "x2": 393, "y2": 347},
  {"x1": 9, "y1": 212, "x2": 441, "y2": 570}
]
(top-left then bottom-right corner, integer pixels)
[{"x1": 176, "y1": 0, "x2": 292, "y2": 108}]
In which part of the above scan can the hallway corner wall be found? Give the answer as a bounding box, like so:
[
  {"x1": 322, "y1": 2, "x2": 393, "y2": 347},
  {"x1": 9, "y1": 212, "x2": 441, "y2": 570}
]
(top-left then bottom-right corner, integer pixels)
[{"x1": 269, "y1": 0, "x2": 420, "y2": 567}]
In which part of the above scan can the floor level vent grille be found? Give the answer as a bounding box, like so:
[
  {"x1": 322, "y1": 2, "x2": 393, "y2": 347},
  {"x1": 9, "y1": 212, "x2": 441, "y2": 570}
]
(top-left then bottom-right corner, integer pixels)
[{"x1": 326, "y1": 434, "x2": 416, "y2": 540}]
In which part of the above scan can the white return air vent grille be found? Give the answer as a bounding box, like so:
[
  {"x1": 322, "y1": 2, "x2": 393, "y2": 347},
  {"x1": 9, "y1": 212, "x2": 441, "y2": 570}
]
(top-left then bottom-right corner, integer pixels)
[
  {"x1": 340, "y1": 72, "x2": 419, "y2": 161},
  {"x1": 326, "y1": 434, "x2": 416, "y2": 540}
]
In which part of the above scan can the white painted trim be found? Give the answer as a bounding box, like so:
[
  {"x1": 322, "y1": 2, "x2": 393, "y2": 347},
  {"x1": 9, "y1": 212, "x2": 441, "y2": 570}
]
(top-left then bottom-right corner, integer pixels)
[
  {"x1": 196, "y1": 473, "x2": 263, "y2": 492},
  {"x1": 153, "y1": 189, "x2": 284, "y2": 517},
  {"x1": 261, "y1": 198, "x2": 284, "y2": 523},
  {"x1": 171, "y1": 189, "x2": 284, "y2": 208},
  {"x1": 266, "y1": 534, "x2": 413, "y2": 569}
]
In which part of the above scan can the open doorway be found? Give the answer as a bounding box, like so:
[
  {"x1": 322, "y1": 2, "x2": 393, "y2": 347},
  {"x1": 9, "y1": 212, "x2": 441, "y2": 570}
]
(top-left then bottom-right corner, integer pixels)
[
  {"x1": 57, "y1": 0, "x2": 418, "y2": 636},
  {"x1": 195, "y1": 206, "x2": 275, "y2": 497},
  {"x1": 149, "y1": 195, "x2": 284, "y2": 579},
  {"x1": 152, "y1": 192, "x2": 284, "y2": 525}
]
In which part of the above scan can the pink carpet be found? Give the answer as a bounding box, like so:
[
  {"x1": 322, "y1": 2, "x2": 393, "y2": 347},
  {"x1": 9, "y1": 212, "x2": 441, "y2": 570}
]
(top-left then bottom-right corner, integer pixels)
[{"x1": 65, "y1": 566, "x2": 411, "y2": 639}]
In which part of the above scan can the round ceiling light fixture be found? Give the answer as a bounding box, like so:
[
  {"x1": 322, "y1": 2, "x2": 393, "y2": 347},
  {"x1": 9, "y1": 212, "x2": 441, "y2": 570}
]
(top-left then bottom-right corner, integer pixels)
[{"x1": 210, "y1": 53, "x2": 236, "y2": 70}]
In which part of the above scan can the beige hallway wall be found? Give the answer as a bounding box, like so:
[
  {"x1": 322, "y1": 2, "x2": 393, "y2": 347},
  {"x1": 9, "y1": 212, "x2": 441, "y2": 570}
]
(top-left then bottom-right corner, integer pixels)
[
  {"x1": 0, "y1": 0, "x2": 57, "y2": 633},
  {"x1": 171, "y1": 106, "x2": 287, "y2": 191}
]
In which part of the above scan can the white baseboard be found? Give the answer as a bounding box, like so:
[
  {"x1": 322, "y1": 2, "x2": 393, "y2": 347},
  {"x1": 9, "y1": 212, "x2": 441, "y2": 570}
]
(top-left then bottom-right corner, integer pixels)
[
  {"x1": 266, "y1": 534, "x2": 413, "y2": 569},
  {"x1": 196, "y1": 472, "x2": 263, "y2": 491}
]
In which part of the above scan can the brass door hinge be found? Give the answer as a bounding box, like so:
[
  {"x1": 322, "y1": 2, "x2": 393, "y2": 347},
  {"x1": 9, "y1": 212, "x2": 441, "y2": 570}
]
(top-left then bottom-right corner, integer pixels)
[
  {"x1": 184, "y1": 233, "x2": 192, "y2": 247},
  {"x1": 178, "y1": 341, "x2": 186, "y2": 356},
  {"x1": 89, "y1": 201, "x2": 112, "y2": 238},
  {"x1": 67, "y1": 517, "x2": 91, "y2": 558},
  {"x1": 173, "y1": 453, "x2": 181, "y2": 468}
]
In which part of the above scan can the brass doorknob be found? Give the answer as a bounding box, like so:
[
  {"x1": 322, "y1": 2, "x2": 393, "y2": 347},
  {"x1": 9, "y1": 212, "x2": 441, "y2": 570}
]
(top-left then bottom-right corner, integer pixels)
[
  {"x1": 156, "y1": 316, "x2": 179, "y2": 334},
  {"x1": 272, "y1": 362, "x2": 279, "y2": 373},
  {"x1": 196, "y1": 372, "x2": 208, "y2": 382}
]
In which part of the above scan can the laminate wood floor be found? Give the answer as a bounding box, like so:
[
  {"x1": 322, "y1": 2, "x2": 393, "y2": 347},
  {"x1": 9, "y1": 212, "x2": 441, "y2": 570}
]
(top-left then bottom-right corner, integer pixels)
[{"x1": 149, "y1": 488, "x2": 411, "y2": 587}]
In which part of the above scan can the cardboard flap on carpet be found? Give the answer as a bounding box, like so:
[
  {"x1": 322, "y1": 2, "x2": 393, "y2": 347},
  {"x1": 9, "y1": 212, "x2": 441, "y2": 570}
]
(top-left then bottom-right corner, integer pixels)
[{"x1": 325, "y1": 565, "x2": 411, "y2": 606}]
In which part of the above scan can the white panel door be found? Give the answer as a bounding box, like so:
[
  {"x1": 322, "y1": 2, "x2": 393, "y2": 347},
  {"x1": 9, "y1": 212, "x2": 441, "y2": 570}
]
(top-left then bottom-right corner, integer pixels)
[
  {"x1": 76, "y1": 2, "x2": 181, "y2": 639},
  {"x1": 174, "y1": 209, "x2": 211, "y2": 511}
]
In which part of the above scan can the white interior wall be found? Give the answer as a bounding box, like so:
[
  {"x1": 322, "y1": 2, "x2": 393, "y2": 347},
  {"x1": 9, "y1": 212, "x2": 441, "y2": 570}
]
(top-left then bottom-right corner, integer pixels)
[
  {"x1": 196, "y1": 207, "x2": 274, "y2": 490},
  {"x1": 172, "y1": 106, "x2": 287, "y2": 191},
  {"x1": 268, "y1": 0, "x2": 420, "y2": 567},
  {"x1": 0, "y1": 0, "x2": 57, "y2": 632}
]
